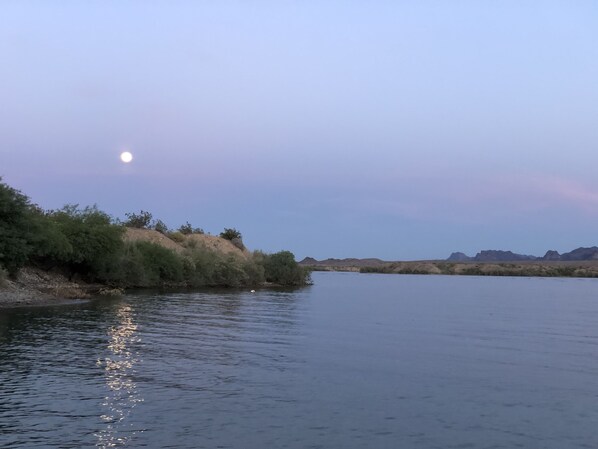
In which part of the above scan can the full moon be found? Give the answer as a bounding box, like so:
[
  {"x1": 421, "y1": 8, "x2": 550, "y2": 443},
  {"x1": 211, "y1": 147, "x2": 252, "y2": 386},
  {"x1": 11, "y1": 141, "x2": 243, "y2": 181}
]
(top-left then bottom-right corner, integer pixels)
[{"x1": 120, "y1": 151, "x2": 133, "y2": 163}]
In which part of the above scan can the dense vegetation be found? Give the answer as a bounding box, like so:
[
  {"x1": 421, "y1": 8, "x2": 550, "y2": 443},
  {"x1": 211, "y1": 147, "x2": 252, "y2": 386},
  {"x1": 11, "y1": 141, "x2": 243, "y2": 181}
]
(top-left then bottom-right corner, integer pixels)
[{"x1": 0, "y1": 179, "x2": 310, "y2": 288}]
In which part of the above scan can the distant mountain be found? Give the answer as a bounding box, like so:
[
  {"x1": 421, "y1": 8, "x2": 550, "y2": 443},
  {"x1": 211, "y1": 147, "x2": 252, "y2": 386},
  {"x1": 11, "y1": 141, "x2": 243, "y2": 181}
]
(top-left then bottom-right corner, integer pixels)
[
  {"x1": 542, "y1": 250, "x2": 561, "y2": 261},
  {"x1": 446, "y1": 250, "x2": 537, "y2": 262},
  {"x1": 299, "y1": 257, "x2": 385, "y2": 268},
  {"x1": 447, "y1": 252, "x2": 473, "y2": 261},
  {"x1": 473, "y1": 250, "x2": 537, "y2": 262},
  {"x1": 447, "y1": 246, "x2": 598, "y2": 262},
  {"x1": 559, "y1": 246, "x2": 598, "y2": 261}
]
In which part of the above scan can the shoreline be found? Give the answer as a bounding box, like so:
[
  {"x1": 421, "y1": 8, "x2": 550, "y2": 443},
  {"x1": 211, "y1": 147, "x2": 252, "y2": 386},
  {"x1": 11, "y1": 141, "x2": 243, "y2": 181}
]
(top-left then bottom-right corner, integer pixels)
[
  {"x1": 0, "y1": 267, "x2": 307, "y2": 310},
  {"x1": 0, "y1": 268, "x2": 99, "y2": 310},
  {"x1": 302, "y1": 260, "x2": 598, "y2": 278}
]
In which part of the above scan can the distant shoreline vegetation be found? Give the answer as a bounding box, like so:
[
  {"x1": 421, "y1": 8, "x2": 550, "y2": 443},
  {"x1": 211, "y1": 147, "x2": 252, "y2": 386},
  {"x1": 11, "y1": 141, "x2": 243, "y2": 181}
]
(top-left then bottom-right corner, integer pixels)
[
  {"x1": 0, "y1": 178, "x2": 310, "y2": 289},
  {"x1": 358, "y1": 262, "x2": 598, "y2": 278},
  {"x1": 300, "y1": 260, "x2": 598, "y2": 279}
]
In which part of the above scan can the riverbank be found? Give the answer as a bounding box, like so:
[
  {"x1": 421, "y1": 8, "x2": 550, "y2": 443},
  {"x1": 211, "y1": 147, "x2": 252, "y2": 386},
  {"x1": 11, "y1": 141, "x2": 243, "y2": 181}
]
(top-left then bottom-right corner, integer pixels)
[
  {"x1": 0, "y1": 267, "x2": 101, "y2": 309},
  {"x1": 303, "y1": 260, "x2": 598, "y2": 278}
]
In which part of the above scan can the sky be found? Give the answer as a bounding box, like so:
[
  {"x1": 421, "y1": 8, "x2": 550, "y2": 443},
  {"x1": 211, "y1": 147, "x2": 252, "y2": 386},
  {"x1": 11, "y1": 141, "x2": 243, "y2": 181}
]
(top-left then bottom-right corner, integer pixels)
[{"x1": 1, "y1": 1, "x2": 597, "y2": 261}]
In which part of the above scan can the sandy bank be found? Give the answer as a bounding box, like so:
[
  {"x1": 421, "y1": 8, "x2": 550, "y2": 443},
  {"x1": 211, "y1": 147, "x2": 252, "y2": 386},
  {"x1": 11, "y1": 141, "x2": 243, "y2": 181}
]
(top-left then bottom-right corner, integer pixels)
[{"x1": 123, "y1": 228, "x2": 249, "y2": 259}]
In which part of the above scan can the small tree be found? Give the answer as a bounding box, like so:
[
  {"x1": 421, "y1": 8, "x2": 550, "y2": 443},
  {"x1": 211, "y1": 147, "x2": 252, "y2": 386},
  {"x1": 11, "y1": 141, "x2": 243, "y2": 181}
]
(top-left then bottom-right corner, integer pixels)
[
  {"x1": 124, "y1": 210, "x2": 152, "y2": 228},
  {"x1": 220, "y1": 228, "x2": 244, "y2": 250},
  {"x1": 220, "y1": 228, "x2": 242, "y2": 240},
  {"x1": 179, "y1": 222, "x2": 205, "y2": 235},
  {"x1": 179, "y1": 222, "x2": 193, "y2": 235},
  {"x1": 0, "y1": 179, "x2": 36, "y2": 275},
  {"x1": 153, "y1": 219, "x2": 168, "y2": 234}
]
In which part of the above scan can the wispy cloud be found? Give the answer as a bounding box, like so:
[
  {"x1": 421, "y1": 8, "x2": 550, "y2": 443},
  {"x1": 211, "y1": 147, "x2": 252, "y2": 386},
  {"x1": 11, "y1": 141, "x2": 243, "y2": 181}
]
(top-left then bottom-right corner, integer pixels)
[
  {"x1": 339, "y1": 173, "x2": 598, "y2": 223},
  {"x1": 525, "y1": 175, "x2": 598, "y2": 213}
]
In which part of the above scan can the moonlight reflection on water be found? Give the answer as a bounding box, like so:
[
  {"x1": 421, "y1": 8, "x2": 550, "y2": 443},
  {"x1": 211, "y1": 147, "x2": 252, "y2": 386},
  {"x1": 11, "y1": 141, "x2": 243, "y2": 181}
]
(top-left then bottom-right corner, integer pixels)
[{"x1": 96, "y1": 304, "x2": 143, "y2": 448}]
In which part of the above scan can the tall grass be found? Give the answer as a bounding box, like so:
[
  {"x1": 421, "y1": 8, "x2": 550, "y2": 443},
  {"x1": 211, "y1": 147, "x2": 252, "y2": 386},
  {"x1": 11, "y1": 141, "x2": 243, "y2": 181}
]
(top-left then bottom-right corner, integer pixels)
[{"x1": 104, "y1": 242, "x2": 310, "y2": 289}]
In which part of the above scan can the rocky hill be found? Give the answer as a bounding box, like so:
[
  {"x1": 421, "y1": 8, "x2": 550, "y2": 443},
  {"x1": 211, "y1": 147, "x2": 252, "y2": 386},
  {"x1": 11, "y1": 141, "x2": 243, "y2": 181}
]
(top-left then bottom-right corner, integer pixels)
[
  {"x1": 558, "y1": 246, "x2": 598, "y2": 261},
  {"x1": 447, "y1": 246, "x2": 598, "y2": 262}
]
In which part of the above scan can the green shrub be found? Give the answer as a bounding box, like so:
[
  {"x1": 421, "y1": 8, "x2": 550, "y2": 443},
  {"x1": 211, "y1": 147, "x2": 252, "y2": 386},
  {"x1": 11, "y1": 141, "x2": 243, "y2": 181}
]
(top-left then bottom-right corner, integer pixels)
[
  {"x1": 179, "y1": 222, "x2": 204, "y2": 235},
  {"x1": 213, "y1": 255, "x2": 249, "y2": 287},
  {"x1": 28, "y1": 214, "x2": 72, "y2": 264},
  {"x1": 262, "y1": 250, "x2": 310, "y2": 286},
  {"x1": 114, "y1": 241, "x2": 184, "y2": 287},
  {"x1": 179, "y1": 222, "x2": 193, "y2": 235},
  {"x1": 137, "y1": 241, "x2": 183, "y2": 284},
  {"x1": 168, "y1": 231, "x2": 186, "y2": 243},
  {"x1": 124, "y1": 210, "x2": 152, "y2": 228},
  {"x1": 220, "y1": 228, "x2": 242, "y2": 240},
  {"x1": 0, "y1": 179, "x2": 35, "y2": 275},
  {"x1": 243, "y1": 257, "x2": 265, "y2": 285},
  {"x1": 182, "y1": 246, "x2": 265, "y2": 287},
  {"x1": 47, "y1": 205, "x2": 125, "y2": 281},
  {"x1": 153, "y1": 219, "x2": 168, "y2": 234},
  {"x1": 184, "y1": 245, "x2": 218, "y2": 287}
]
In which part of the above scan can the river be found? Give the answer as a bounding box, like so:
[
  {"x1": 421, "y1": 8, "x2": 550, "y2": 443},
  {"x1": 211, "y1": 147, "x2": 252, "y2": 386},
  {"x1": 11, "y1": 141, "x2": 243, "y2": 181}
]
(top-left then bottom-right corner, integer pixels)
[{"x1": 1, "y1": 272, "x2": 598, "y2": 448}]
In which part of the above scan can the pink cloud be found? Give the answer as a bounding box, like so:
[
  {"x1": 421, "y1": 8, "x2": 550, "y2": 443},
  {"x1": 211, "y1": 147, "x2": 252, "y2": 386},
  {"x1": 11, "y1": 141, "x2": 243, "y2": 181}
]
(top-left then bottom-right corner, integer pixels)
[{"x1": 351, "y1": 173, "x2": 598, "y2": 223}]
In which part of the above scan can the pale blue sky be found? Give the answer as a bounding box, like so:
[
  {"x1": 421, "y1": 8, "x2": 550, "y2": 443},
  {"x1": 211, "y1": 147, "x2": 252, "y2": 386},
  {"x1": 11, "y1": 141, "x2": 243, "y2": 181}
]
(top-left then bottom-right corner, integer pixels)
[{"x1": 1, "y1": 1, "x2": 597, "y2": 260}]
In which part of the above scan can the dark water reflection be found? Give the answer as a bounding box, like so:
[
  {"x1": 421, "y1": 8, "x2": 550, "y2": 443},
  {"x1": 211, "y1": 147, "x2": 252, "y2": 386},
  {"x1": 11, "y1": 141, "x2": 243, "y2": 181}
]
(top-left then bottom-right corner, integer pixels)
[{"x1": 1, "y1": 273, "x2": 598, "y2": 448}]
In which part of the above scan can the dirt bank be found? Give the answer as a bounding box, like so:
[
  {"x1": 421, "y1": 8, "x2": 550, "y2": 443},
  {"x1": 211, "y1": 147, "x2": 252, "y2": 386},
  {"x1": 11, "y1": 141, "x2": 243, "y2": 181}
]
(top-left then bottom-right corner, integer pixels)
[
  {"x1": 123, "y1": 228, "x2": 249, "y2": 259},
  {"x1": 0, "y1": 268, "x2": 96, "y2": 309}
]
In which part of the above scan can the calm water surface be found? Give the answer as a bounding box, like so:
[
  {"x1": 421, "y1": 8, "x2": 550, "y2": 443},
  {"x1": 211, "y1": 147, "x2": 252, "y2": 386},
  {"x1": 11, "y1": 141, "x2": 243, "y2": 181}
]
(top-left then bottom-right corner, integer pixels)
[{"x1": 1, "y1": 272, "x2": 598, "y2": 448}]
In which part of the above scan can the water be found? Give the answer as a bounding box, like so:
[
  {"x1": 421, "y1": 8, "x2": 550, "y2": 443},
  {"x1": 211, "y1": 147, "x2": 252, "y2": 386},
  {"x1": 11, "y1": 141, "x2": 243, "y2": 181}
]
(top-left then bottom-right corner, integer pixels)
[{"x1": 1, "y1": 272, "x2": 598, "y2": 448}]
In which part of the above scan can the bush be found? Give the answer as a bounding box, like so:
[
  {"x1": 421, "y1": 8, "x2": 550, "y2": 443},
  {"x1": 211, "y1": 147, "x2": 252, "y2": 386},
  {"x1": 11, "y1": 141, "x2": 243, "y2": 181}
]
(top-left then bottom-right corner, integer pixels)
[
  {"x1": 114, "y1": 241, "x2": 184, "y2": 287},
  {"x1": 124, "y1": 210, "x2": 152, "y2": 228},
  {"x1": 0, "y1": 179, "x2": 41, "y2": 275},
  {"x1": 262, "y1": 250, "x2": 310, "y2": 286},
  {"x1": 47, "y1": 205, "x2": 125, "y2": 281},
  {"x1": 168, "y1": 231, "x2": 186, "y2": 243},
  {"x1": 184, "y1": 245, "x2": 218, "y2": 286},
  {"x1": 135, "y1": 241, "x2": 184, "y2": 284},
  {"x1": 178, "y1": 222, "x2": 193, "y2": 235},
  {"x1": 182, "y1": 246, "x2": 266, "y2": 287},
  {"x1": 213, "y1": 255, "x2": 249, "y2": 287},
  {"x1": 243, "y1": 257, "x2": 265, "y2": 285},
  {"x1": 220, "y1": 228, "x2": 245, "y2": 250},
  {"x1": 220, "y1": 228, "x2": 242, "y2": 240},
  {"x1": 178, "y1": 222, "x2": 205, "y2": 236},
  {"x1": 27, "y1": 212, "x2": 72, "y2": 268},
  {"x1": 153, "y1": 219, "x2": 168, "y2": 234}
]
